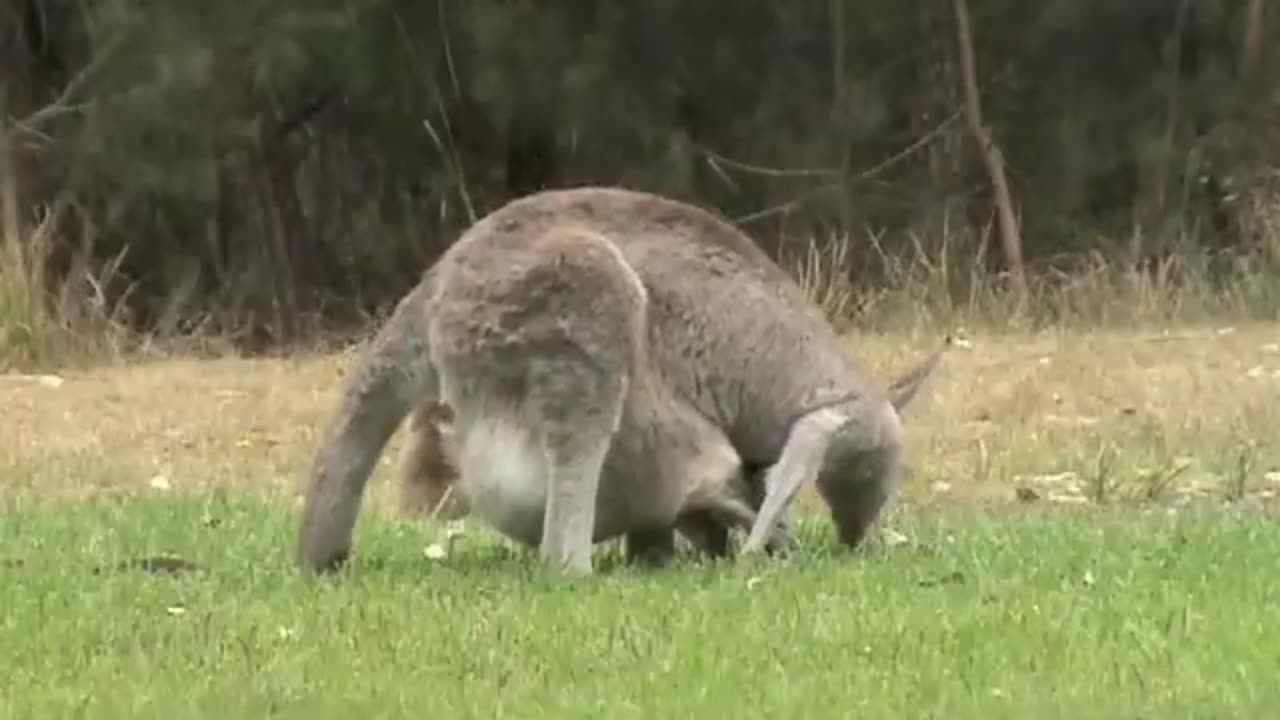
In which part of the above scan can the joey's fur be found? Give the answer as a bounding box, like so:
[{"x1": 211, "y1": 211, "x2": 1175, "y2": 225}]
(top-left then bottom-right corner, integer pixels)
[
  {"x1": 296, "y1": 187, "x2": 944, "y2": 574},
  {"x1": 395, "y1": 401, "x2": 466, "y2": 522}
]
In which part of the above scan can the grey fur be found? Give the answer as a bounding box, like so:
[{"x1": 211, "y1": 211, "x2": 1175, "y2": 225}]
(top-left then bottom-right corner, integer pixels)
[
  {"x1": 295, "y1": 187, "x2": 944, "y2": 574},
  {"x1": 395, "y1": 402, "x2": 785, "y2": 563},
  {"x1": 298, "y1": 219, "x2": 767, "y2": 574}
]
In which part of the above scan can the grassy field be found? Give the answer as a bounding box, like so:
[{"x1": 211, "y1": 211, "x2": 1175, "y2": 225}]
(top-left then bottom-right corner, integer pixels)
[{"x1": 3, "y1": 323, "x2": 1280, "y2": 718}]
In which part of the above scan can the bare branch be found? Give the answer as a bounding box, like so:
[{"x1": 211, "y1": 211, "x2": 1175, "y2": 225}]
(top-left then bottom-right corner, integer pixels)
[
  {"x1": 393, "y1": 10, "x2": 476, "y2": 224},
  {"x1": 697, "y1": 147, "x2": 840, "y2": 179},
  {"x1": 4, "y1": 33, "x2": 127, "y2": 142},
  {"x1": 732, "y1": 108, "x2": 962, "y2": 225}
]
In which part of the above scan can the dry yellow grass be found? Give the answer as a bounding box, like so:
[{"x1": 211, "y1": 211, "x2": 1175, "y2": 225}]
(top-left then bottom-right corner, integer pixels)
[{"x1": 3, "y1": 322, "x2": 1279, "y2": 517}]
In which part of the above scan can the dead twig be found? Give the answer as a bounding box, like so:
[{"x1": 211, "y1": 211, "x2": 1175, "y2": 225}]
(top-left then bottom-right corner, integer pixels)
[{"x1": 733, "y1": 109, "x2": 963, "y2": 225}]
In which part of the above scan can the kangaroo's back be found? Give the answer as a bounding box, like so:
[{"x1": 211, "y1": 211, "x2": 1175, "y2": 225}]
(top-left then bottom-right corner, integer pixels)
[{"x1": 474, "y1": 187, "x2": 884, "y2": 463}]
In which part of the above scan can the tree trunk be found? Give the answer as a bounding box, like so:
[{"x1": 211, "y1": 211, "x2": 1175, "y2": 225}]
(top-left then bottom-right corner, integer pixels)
[
  {"x1": 952, "y1": 0, "x2": 1025, "y2": 292},
  {"x1": 1241, "y1": 0, "x2": 1266, "y2": 81},
  {"x1": 1133, "y1": 0, "x2": 1193, "y2": 260},
  {"x1": 255, "y1": 141, "x2": 302, "y2": 344},
  {"x1": 1, "y1": 88, "x2": 20, "y2": 248}
]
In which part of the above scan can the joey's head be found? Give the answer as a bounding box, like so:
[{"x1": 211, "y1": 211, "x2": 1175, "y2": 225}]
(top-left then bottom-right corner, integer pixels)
[
  {"x1": 396, "y1": 401, "x2": 464, "y2": 520},
  {"x1": 404, "y1": 401, "x2": 460, "y2": 469}
]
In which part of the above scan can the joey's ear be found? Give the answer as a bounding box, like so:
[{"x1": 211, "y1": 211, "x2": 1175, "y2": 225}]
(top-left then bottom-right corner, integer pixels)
[{"x1": 885, "y1": 335, "x2": 951, "y2": 414}]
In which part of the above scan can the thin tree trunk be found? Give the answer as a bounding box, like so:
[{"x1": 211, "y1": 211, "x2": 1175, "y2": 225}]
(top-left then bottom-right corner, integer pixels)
[
  {"x1": 255, "y1": 141, "x2": 302, "y2": 344},
  {"x1": 952, "y1": 0, "x2": 1025, "y2": 292},
  {"x1": 1241, "y1": 0, "x2": 1266, "y2": 80},
  {"x1": 1134, "y1": 0, "x2": 1193, "y2": 261},
  {"x1": 0, "y1": 87, "x2": 20, "y2": 248}
]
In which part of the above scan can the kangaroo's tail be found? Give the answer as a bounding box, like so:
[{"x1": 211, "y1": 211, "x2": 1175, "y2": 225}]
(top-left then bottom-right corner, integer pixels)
[{"x1": 296, "y1": 276, "x2": 439, "y2": 572}]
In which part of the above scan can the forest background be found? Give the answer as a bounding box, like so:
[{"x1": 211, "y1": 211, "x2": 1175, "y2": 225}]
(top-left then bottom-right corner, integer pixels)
[{"x1": 1, "y1": 0, "x2": 1276, "y2": 364}]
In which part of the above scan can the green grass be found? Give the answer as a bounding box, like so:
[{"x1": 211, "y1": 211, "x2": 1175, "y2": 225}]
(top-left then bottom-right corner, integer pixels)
[{"x1": 3, "y1": 494, "x2": 1278, "y2": 719}]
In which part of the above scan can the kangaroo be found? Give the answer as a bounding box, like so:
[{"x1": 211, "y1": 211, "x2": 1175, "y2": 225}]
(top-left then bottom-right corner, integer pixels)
[
  {"x1": 298, "y1": 222, "x2": 774, "y2": 574},
  {"x1": 295, "y1": 187, "x2": 945, "y2": 574},
  {"x1": 395, "y1": 339, "x2": 947, "y2": 559}
]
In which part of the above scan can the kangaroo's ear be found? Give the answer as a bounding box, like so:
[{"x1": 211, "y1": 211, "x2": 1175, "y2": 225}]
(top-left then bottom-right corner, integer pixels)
[{"x1": 885, "y1": 335, "x2": 951, "y2": 414}]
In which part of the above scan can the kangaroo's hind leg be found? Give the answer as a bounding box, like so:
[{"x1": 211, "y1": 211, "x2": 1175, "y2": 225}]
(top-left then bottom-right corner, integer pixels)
[
  {"x1": 527, "y1": 354, "x2": 629, "y2": 575},
  {"x1": 428, "y1": 226, "x2": 651, "y2": 576}
]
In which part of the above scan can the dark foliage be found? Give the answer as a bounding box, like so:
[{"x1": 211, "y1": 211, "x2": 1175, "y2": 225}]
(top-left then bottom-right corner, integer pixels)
[{"x1": 2, "y1": 0, "x2": 1276, "y2": 343}]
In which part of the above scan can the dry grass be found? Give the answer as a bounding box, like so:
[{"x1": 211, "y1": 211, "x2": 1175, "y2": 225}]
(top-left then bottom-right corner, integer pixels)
[
  {"x1": 5, "y1": 322, "x2": 1278, "y2": 518},
  {"x1": 873, "y1": 322, "x2": 1280, "y2": 509},
  {"x1": 784, "y1": 196, "x2": 1280, "y2": 338},
  {"x1": 0, "y1": 198, "x2": 133, "y2": 371},
  {"x1": 6, "y1": 179, "x2": 1280, "y2": 515}
]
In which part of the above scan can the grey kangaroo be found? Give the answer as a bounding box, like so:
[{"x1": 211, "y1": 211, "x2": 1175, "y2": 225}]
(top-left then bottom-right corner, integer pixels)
[{"x1": 296, "y1": 187, "x2": 945, "y2": 574}]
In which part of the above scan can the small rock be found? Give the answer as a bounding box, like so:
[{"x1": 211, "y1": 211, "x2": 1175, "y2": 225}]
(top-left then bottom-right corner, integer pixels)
[
  {"x1": 126, "y1": 556, "x2": 199, "y2": 575},
  {"x1": 1263, "y1": 343, "x2": 1280, "y2": 354},
  {"x1": 930, "y1": 481, "x2": 953, "y2": 494},
  {"x1": 423, "y1": 544, "x2": 448, "y2": 561},
  {"x1": 1047, "y1": 492, "x2": 1089, "y2": 505},
  {"x1": 1045, "y1": 413, "x2": 1099, "y2": 427},
  {"x1": 1015, "y1": 486, "x2": 1040, "y2": 502},
  {"x1": 0, "y1": 373, "x2": 64, "y2": 387},
  {"x1": 917, "y1": 570, "x2": 965, "y2": 588},
  {"x1": 165, "y1": 605, "x2": 187, "y2": 616},
  {"x1": 1033, "y1": 471, "x2": 1079, "y2": 483},
  {"x1": 148, "y1": 475, "x2": 172, "y2": 491},
  {"x1": 881, "y1": 528, "x2": 911, "y2": 547}
]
